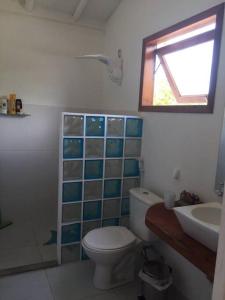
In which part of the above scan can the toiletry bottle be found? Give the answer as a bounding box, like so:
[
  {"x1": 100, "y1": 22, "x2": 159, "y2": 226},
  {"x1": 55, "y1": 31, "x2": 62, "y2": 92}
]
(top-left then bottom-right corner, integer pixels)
[
  {"x1": 0, "y1": 97, "x2": 8, "y2": 114},
  {"x1": 8, "y1": 93, "x2": 16, "y2": 115},
  {"x1": 164, "y1": 191, "x2": 176, "y2": 209},
  {"x1": 16, "y1": 99, "x2": 22, "y2": 114}
]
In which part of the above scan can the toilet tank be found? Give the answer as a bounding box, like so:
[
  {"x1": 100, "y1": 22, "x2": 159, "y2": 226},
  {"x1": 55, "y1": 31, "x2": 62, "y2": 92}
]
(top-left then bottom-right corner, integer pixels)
[{"x1": 129, "y1": 188, "x2": 163, "y2": 241}]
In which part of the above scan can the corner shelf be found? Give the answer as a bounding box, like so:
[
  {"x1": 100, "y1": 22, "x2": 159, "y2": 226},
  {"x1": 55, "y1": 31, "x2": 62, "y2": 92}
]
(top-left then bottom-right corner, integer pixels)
[{"x1": 0, "y1": 113, "x2": 30, "y2": 118}]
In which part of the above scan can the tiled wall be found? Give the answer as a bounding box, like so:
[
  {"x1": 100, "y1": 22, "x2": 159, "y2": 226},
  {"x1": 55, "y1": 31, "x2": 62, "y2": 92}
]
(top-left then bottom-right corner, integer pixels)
[{"x1": 58, "y1": 113, "x2": 143, "y2": 263}]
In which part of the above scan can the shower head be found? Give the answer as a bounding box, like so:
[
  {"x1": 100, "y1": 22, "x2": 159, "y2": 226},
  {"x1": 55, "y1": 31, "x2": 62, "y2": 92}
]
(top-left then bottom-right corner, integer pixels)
[
  {"x1": 76, "y1": 54, "x2": 112, "y2": 65},
  {"x1": 75, "y1": 50, "x2": 123, "y2": 86}
]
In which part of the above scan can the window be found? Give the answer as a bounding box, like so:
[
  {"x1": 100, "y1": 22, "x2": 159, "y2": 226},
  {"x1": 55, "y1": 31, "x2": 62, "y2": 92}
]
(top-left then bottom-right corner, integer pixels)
[{"x1": 139, "y1": 4, "x2": 224, "y2": 113}]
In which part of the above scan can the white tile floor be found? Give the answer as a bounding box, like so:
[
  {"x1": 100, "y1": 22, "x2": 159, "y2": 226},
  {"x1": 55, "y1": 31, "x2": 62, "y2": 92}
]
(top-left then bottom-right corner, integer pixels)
[
  {"x1": 0, "y1": 221, "x2": 57, "y2": 270},
  {"x1": 0, "y1": 261, "x2": 138, "y2": 300}
]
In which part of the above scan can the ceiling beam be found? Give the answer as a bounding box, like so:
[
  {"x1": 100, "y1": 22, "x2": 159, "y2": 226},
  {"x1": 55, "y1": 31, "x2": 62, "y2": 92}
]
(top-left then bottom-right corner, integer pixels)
[
  {"x1": 73, "y1": 0, "x2": 88, "y2": 22},
  {"x1": 24, "y1": 0, "x2": 35, "y2": 12}
]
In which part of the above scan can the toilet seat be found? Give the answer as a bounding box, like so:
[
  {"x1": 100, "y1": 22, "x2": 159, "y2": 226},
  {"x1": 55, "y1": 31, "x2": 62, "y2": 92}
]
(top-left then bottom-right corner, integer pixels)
[{"x1": 83, "y1": 226, "x2": 136, "y2": 251}]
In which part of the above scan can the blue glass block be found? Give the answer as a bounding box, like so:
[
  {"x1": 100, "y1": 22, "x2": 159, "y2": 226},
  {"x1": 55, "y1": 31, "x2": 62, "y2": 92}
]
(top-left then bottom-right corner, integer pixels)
[
  {"x1": 63, "y1": 138, "x2": 83, "y2": 159},
  {"x1": 63, "y1": 182, "x2": 82, "y2": 203},
  {"x1": 126, "y1": 118, "x2": 143, "y2": 137},
  {"x1": 121, "y1": 198, "x2": 130, "y2": 216},
  {"x1": 61, "y1": 223, "x2": 81, "y2": 244},
  {"x1": 85, "y1": 160, "x2": 103, "y2": 179},
  {"x1": 124, "y1": 159, "x2": 140, "y2": 177},
  {"x1": 103, "y1": 218, "x2": 119, "y2": 227},
  {"x1": 86, "y1": 116, "x2": 105, "y2": 136},
  {"x1": 106, "y1": 139, "x2": 124, "y2": 158},
  {"x1": 83, "y1": 201, "x2": 102, "y2": 221},
  {"x1": 104, "y1": 179, "x2": 121, "y2": 198}
]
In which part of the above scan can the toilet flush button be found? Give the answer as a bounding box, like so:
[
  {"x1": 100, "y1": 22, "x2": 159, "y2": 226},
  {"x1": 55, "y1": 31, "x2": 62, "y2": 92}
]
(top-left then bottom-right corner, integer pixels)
[{"x1": 173, "y1": 168, "x2": 180, "y2": 180}]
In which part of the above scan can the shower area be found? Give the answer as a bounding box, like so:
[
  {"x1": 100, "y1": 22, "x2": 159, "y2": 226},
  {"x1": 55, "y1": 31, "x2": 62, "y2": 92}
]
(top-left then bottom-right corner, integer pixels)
[
  {"x1": 0, "y1": 111, "x2": 143, "y2": 273},
  {"x1": 0, "y1": 109, "x2": 59, "y2": 275}
]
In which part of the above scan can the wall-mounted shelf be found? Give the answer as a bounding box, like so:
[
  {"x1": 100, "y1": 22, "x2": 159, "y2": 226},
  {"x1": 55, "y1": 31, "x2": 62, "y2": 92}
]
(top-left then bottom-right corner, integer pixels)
[{"x1": 0, "y1": 113, "x2": 30, "y2": 118}]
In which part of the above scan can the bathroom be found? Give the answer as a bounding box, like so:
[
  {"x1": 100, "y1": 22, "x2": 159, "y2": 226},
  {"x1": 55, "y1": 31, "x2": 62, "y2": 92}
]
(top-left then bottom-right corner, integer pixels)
[{"x1": 0, "y1": 0, "x2": 225, "y2": 299}]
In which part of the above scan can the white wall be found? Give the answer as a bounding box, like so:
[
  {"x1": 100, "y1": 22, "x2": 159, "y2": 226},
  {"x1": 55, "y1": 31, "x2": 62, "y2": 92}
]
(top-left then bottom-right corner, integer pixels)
[
  {"x1": 102, "y1": 0, "x2": 225, "y2": 299},
  {"x1": 0, "y1": 11, "x2": 104, "y2": 237},
  {"x1": 0, "y1": 10, "x2": 104, "y2": 108},
  {"x1": 157, "y1": 241, "x2": 213, "y2": 300},
  {"x1": 103, "y1": 0, "x2": 225, "y2": 203}
]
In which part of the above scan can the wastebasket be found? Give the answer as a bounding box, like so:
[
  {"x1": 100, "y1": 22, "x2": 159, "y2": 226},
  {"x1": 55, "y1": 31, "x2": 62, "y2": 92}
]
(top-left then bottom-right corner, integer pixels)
[{"x1": 138, "y1": 246, "x2": 172, "y2": 300}]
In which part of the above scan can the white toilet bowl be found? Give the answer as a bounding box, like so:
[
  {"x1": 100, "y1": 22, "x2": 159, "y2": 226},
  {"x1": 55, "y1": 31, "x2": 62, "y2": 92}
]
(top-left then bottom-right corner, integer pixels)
[
  {"x1": 82, "y1": 226, "x2": 137, "y2": 290},
  {"x1": 82, "y1": 188, "x2": 163, "y2": 290}
]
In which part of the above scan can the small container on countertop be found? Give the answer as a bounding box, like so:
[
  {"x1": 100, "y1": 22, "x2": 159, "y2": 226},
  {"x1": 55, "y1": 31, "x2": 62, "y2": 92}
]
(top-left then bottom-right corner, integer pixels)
[{"x1": 164, "y1": 191, "x2": 176, "y2": 209}]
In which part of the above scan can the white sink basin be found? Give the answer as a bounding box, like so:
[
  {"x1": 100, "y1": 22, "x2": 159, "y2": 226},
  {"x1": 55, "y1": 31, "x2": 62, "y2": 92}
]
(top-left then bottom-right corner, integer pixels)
[{"x1": 173, "y1": 202, "x2": 221, "y2": 252}]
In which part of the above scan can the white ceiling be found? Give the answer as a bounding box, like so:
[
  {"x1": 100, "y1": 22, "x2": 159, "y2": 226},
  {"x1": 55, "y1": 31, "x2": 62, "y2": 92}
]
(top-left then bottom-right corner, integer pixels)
[
  {"x1": 80, "y1": 0, "x2": 121, "y2": 22},
  {"x1": 35, "y1": 0, "x2": 81, "y2": 15},
  {"x1": 24, "y1": 0, "x2": 122, "y2": 28}
]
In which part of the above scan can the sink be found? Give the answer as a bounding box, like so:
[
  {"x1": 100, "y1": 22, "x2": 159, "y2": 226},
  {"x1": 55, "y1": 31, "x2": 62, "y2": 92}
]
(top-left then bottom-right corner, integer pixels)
[
  {"x1": 192, "y1": 206, "x2": 221, "y2": 225},
  {"x1": 173, "y1": 202, "x2": 221, "y2": 252}
]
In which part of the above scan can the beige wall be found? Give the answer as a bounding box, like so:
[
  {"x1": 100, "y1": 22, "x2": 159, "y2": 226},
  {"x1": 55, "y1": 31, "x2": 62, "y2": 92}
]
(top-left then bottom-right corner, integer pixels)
[{"x1": 103, "y1": 0, "x2": 225, "y2": 203}]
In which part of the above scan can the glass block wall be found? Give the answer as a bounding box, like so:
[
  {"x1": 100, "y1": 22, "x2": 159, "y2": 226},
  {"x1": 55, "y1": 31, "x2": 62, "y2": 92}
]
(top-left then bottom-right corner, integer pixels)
[{"x1": 57, "y1": 113, "x2": 143, "y2": 264}]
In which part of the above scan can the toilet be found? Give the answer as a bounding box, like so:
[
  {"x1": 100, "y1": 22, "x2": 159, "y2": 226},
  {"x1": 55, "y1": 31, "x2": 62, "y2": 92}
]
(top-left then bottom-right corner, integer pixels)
[{"x1": 82, "y1": 187, "x2": 163, "y2": 290}]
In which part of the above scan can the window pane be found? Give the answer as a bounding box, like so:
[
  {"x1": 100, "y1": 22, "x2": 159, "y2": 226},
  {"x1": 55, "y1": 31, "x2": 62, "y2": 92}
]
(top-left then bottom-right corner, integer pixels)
[
  {"x1": 164, "y1": 41, "x2": 214, "y2": 96},
  {"x1": 153, "y1": 59, "x2": 176, "y2": 106},
  {"x1": 157, "y1": 23, "x2": 215, "y2": 48}
]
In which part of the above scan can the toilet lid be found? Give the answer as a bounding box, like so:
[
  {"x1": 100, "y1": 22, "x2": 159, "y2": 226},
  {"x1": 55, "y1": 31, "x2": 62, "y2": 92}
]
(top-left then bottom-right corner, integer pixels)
[{"x1": 83, "y1": 226, "x2": 136, "y2": 250}]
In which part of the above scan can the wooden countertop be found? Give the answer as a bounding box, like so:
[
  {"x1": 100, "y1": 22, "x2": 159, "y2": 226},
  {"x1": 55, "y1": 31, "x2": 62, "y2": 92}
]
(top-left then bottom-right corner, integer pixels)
[{"x1": 145, "y1": 203, "x2": 216, "y2": 282}]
